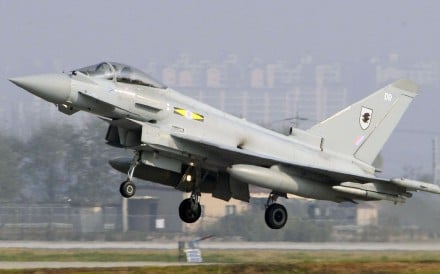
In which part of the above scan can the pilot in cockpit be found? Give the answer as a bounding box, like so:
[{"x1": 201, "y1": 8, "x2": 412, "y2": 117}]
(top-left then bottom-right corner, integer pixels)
[{"x1": 119, "y1": 66, "x2": 133, "y2": 84}]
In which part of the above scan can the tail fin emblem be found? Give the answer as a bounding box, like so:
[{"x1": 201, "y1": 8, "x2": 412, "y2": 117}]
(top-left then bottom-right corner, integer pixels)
[
  {"x1": 362, "y1": 113, "x2": 370, "y2": 123},
  {"x1": 359, "y1": 107, "x2": 373, "y2": 130}
]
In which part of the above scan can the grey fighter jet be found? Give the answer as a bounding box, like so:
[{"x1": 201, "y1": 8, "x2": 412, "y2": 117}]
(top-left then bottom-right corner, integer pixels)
[{"x1": 9, "y1": 62, "x2": 440, "y2": 229}]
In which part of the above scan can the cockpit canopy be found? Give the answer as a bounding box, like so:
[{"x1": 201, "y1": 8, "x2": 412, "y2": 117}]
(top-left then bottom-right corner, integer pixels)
[{"x1": 75, "y1": 62, "x2": 167, "y2": 89}]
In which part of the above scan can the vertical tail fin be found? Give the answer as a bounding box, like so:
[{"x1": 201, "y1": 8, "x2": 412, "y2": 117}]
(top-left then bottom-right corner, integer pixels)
[{"x1": 308, "y1": 79, "x2": 418, "y2": 164}]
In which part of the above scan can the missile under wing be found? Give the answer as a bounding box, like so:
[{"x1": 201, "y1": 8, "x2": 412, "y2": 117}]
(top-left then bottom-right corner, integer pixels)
[{"x1": 10, "y1": 61, "x2": 440, "y2": 229}]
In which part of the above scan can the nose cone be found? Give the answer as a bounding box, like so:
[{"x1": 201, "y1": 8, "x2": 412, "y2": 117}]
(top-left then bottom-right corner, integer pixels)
[{"x1": 9, "y1": 74, "x2": 71, "y2": 104}]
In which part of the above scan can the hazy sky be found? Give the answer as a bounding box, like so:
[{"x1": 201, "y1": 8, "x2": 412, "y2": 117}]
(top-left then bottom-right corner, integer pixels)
[
  {"x1": 1, "y1": 0, "x2": 440, "y2": 70},
  {"x1": 1, "y1": 0, "x2": 439, "y2": 176}
]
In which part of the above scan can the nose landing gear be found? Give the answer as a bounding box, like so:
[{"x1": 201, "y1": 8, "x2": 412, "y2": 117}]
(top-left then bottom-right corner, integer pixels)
[
  {"x1": 119, "y1": 151, "x2": 140, "y2": 198},
  {"x1": 120, "y1": 180, "x2": 136, "y2": 198}
]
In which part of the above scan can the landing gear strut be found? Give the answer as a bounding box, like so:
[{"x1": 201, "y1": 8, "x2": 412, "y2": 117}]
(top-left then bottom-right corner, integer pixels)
[
  {"x1": 264, "y1": 192, "x2": 288, "y2": 229},
  {"x1": 178, "y1": 164, "x2": 203, "y2": 224},
  {"x1": 119, "y1": 151, "x2": 140, "y2": 198}
]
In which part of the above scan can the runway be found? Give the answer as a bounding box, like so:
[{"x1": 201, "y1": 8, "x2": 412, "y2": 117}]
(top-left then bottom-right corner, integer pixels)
[
  {"x1": 0, "y1": 241, "x2": 439, "y2": 251},
  {"x1": 0, "y1": 241, "x2": 438, "y2": 269}
]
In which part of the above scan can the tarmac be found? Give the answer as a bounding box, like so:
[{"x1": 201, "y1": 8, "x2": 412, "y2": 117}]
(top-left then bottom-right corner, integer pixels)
[{"x1": 0, "y1": 241, "x2": 439, "y2": 251}]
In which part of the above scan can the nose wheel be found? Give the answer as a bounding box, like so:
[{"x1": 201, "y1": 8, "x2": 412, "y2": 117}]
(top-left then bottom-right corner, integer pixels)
[
  {"x1": 120, "y1": 180, "x2": 136, "y2": 198},
  {"x1": 264, "y1": 192, "x2": 288, "y2": 229},
  {"x1": 119, "y1": 151, "x2": 140, "y2": 198}
]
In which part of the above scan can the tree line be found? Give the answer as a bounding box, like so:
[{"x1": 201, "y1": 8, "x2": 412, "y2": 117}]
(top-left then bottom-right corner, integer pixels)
[{"x1": 0, "y1": 121, "x2": 127, "y2": 205}]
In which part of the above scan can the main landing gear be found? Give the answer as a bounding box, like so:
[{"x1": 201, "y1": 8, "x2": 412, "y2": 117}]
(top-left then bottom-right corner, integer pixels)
[
  {"x1": 265, "y1": 192, "x2": 288, "y2": 229},
  {"x1": 179, "y1": 193, "x2": 201, "y2": 223},
  {"x1": 117, "y1": 154, "x2": 287, "y2": 228},
  {"x1": 119, "y1": 151, "x2": 140, "y2": 198},
  {"x1": 178, "y1": 164, "x2": 203, "y2": 224}
]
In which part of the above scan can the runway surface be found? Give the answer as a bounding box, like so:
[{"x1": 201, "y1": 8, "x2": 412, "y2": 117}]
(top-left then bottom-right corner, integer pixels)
[{"x1": 0, "y1": 241, "x2": 439, "y2": 251}]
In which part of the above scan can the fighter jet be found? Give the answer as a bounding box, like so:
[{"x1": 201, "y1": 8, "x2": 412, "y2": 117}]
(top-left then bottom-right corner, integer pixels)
[{"x1": 9, "y1": 62, "x2": 440, "y2": 229}]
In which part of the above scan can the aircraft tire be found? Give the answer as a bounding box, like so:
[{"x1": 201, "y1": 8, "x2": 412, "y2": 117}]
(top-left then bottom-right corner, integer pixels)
[
  {"x1": 120, "y1": 181, "x2": 136, "y2": 198},
  {"x1": 179, "y1": 198, "x2": 201, "y2": 223},
  {"x1": 265, "y1": 203, "x2": 288, "y2": 229}
]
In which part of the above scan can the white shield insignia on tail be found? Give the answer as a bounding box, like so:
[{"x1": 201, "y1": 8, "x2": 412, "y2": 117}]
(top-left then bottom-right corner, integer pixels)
[{"x1": 359, "y1": 107, "x2": 373, "y2": 130}]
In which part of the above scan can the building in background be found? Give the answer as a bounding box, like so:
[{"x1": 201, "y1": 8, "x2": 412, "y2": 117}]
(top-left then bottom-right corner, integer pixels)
[
  {"x1": 356, "y1": 204, "x2": 378, "y2": 226},
  {"x1": 375, "y1": 53, "x2": 440, "y2": 87},
  {"x1": 167, "y1": 55, "x2": 347, "y2": 128},
  {"x1": 122, "y1": 185, "x2": 184, "y2": 233}
]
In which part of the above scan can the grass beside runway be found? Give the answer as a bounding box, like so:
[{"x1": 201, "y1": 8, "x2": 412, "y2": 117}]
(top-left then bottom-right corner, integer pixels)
[
  {"x1": 0, "y1": 249, "x2": 439, "y2": 263},
  {"x1": 1, "y1": 262, "x2": 440, "y2": 274},
  {"x1": 0, "y1": 249, "x2": 177, "y2": 262},
  {"x1": 0, "y1": 249, "x2": 439, "y2": 273}
]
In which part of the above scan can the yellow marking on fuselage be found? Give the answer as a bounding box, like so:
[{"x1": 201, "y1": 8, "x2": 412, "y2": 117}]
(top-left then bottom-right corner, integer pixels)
[{"x1": 174, "y1": 107, "x2": 204, "y2": 122}]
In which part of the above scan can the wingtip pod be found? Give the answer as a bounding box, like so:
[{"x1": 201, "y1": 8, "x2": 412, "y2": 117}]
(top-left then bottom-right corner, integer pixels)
[{"x1": 391, "y1": 79, "x2": 419, "y2": 94}]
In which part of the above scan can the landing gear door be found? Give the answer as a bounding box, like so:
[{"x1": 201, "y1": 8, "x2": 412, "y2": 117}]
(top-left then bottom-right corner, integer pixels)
[
  {"x1": 141, "y1": 123, "x2": 162, "y2": 145},
  {"x1": 141, "y1": 151, "x2": 181, "y2": 173}
]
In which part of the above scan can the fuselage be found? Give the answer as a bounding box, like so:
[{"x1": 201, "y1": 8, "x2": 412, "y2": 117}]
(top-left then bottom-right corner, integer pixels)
[
  {"x1": 9, "y1": 62, "x2": 440, "y2": 229},
  {"x1": 9, "y1": 62, "x2": 380, "y2": 203},
  {"x1": 67, "y1": 71, "x2": 375, "y2": 180}
]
